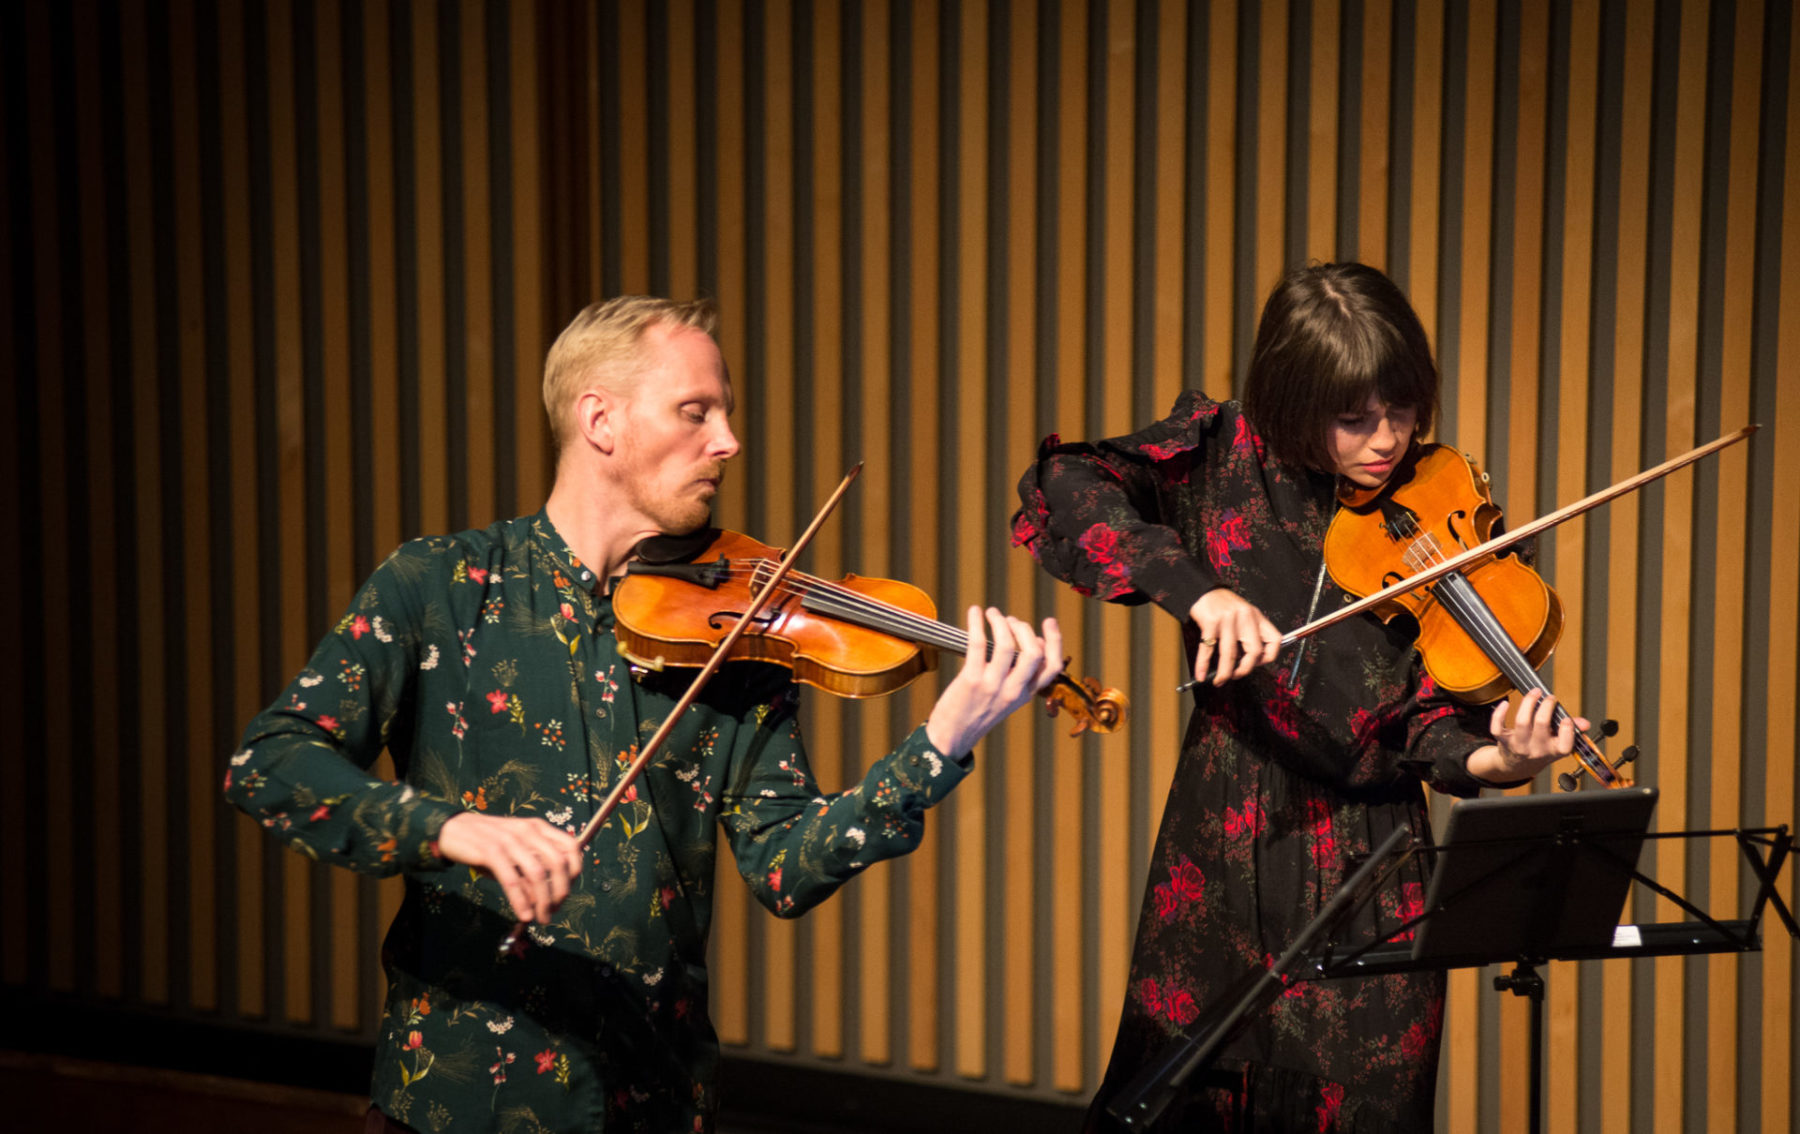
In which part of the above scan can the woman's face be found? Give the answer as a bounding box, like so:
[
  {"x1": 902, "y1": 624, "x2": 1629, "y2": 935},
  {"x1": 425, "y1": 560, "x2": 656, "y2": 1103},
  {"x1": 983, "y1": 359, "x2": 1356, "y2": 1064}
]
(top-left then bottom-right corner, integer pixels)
[{"x1": 1329, "y1": 393, "x2": 1417, "y2": 488}]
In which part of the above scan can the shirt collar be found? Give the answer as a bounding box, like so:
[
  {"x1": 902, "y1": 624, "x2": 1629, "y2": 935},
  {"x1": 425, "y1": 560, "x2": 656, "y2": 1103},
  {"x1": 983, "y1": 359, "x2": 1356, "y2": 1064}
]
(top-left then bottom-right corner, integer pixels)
[{"x1": 531, "y1": 510, "x2": 603, "y2": 595}]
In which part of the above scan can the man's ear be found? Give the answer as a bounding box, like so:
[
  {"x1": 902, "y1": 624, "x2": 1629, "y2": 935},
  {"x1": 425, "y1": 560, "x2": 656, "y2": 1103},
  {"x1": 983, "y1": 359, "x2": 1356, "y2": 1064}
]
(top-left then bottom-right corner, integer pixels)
[{"x1": 573, "y1": 387, "x2": 620, "y2": 455}]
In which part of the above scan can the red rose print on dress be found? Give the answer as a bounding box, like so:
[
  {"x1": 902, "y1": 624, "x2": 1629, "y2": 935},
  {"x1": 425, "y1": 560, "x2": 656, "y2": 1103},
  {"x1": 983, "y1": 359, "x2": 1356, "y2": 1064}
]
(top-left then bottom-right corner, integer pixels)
[
  {"x1": 1138, "y1": 976, "x2": 1201, "y2": 1027},
  {"x1": 1152, "y1": 855, "x2": 1205, "y2": 920},
  {"x1": 1203, "y1": 510, "x2": 1252, "y2": 571},
  {"x1": 1077, "y1": 523, "x2": 1133, "y2": 593}
]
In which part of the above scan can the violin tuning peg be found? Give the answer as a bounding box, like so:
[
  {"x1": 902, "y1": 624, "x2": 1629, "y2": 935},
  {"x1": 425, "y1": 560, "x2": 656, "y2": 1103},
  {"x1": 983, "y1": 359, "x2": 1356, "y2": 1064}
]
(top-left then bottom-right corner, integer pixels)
[
  {"x1": 1600, "y1": 718, "x2": 1619, "y2": 738},
  {"x1": 1617, "y1": 745, "x2": 1639, "y2": 768},
  {"x1": 1556, "y1": 771, "x2": 1580, "y2": 793}
]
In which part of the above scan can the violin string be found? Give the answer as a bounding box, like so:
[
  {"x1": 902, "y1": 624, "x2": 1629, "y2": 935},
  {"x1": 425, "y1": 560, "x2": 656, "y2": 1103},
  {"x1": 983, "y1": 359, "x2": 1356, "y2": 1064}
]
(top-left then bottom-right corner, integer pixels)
[
  {"x1": 1390, "y1": 517, "x2": 1611, "y2": 779},
  {"x1": 1391, "y1": 517, "x2": 1544, "y2": 692},
  {"x1": 699, "y1": 562, "x2": 985, "y2": 656}
]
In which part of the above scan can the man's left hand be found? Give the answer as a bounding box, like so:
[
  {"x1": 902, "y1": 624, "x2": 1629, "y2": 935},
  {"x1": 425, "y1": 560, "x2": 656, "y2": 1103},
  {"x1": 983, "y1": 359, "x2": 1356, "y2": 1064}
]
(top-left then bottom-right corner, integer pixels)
[{"x1": 924, "y1": 608, "x2": 1064, "y2": 757}]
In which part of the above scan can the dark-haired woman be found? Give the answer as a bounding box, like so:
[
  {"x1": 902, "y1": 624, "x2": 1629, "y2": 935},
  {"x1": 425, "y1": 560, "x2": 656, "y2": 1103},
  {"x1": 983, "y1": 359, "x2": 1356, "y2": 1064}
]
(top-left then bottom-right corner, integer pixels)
[{"x1": 1014, "y1": 263, "x2": 1584, "y2": 1131}]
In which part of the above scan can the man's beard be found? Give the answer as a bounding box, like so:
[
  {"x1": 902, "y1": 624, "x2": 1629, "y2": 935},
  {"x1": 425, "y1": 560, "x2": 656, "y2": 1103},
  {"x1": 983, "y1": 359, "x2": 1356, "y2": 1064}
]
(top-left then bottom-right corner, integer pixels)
[{"x1": 626, "y1": 465, "x2": 724, "y2": 535}]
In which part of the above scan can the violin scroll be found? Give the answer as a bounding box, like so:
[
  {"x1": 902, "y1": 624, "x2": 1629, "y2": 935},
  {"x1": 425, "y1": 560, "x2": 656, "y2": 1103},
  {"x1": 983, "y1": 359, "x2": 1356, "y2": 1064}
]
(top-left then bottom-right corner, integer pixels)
[{"x1": 1044, "y1": 670, "x2": 1128, "y2": 735}]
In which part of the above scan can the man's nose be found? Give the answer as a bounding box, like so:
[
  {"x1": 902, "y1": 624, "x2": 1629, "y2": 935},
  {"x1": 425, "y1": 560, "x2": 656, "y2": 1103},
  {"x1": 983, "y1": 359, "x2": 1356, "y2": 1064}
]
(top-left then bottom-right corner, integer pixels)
[{"x1": 712, "y1": 421, "x2": 741, "y2": 459}]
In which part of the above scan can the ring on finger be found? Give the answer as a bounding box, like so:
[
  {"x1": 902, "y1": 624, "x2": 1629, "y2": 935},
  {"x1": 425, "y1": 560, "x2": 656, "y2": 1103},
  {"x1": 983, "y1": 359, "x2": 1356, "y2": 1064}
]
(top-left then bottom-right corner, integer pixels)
[{"x1": 1201, "y1": 637, "x2": 1219, "y2": 647}]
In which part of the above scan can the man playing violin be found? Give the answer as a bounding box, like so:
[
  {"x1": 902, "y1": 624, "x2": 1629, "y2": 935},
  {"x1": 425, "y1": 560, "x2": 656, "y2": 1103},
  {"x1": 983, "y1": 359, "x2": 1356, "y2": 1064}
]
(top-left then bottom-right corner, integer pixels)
[
  {"x1": 1016, "y1": 262, "x2": 1586, "y2": 1132},
  {"x1": 226, "y1": 296, "x2": 1063, "y2": 1134}
]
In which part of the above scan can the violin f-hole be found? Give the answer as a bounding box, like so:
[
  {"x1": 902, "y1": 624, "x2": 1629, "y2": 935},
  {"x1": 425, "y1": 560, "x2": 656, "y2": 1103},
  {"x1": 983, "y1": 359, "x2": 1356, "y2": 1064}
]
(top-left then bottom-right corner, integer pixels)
[
  {"x1": 708, "y1": 609, "x2": 779, "y2": 632},
  {"x1": 1444, "y1": 508, "x2": 1473, "y2": 548}
]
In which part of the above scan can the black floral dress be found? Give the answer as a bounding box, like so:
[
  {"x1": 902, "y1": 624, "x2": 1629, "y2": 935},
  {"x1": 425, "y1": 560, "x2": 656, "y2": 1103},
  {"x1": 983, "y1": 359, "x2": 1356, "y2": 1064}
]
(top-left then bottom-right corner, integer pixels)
[{"x1": 1015, "y1": 393, "x2": 1496, "y2": 1132}]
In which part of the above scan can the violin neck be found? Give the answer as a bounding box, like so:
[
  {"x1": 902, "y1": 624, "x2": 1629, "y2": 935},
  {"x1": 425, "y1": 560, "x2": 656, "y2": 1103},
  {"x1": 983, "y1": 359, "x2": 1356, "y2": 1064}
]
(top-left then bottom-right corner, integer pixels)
[
  {"x1": 1430, "y1": 571, "x2": 1619, "y2": 786},
  {"x1": 794, "y1": 573, "x2": 974, "y2": 655}
]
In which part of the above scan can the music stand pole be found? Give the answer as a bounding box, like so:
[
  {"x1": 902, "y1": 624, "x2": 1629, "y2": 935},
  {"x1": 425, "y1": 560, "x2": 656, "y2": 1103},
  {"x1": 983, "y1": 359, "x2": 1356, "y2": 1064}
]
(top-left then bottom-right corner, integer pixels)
[{"x1": 1492, "y1": 961, "x2": 1547, "y2": 1134}]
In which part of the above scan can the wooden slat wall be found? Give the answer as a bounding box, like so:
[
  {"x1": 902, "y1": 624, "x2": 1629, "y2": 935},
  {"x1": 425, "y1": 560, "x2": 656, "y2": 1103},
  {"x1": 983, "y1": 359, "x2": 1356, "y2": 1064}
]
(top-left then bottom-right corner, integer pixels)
[{"x1": 3, "y1": 2, "x2": 1796, "y2": 1130}]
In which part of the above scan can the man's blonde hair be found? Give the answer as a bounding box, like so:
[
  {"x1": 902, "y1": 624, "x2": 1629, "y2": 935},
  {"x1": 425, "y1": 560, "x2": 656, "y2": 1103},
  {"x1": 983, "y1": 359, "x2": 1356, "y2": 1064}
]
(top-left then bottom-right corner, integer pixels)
[{"x1": 542, "y1": 296, "x2": 720, "y2": 453}]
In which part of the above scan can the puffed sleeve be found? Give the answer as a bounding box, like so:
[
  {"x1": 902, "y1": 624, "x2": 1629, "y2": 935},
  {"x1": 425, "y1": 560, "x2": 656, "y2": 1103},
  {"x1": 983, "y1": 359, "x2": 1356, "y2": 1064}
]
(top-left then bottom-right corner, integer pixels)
[{"x1": 1013, "y1": 389, "x2": 1225, "y2": 619}]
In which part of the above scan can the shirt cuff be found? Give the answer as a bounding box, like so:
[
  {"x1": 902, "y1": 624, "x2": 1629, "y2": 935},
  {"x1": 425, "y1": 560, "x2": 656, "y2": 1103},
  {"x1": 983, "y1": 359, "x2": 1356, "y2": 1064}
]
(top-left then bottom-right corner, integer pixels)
[
  {"x1": 399, "y1": 794, "x2": 463, "y2": 872},
  {"x1": 891, "y1": 723, "x2": 974, "y2": 807}
]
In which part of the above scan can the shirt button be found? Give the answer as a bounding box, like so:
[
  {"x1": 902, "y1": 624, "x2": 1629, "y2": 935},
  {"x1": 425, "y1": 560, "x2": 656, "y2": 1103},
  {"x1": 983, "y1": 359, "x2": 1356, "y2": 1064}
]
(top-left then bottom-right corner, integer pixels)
[
  {"x1": 600, "y1": 879, "x2": 614, "y2": 892},
  {"x1": 581, "y1": 570, "x2": 592, "y2": 582},
  {"x1": 599, "y1": 963, "x2": 613, "y2": 978}
]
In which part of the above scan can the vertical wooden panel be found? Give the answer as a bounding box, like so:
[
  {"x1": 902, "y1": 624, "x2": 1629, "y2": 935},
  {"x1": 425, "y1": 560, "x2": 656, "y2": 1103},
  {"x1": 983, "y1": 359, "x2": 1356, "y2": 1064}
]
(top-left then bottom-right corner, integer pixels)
[
  {"x1": 1253, "y1": 0, "x2": 1288, "y2": 292},
  {"x1": 1600, "y1": 1, "x2": 1656, "y2": 1127},
  {"x1": 510, "y1": 0, "x2": 548, "y2": 510},
  {"x1": 1092, "y1": 0, "x2": 1136, "y2": 1087},
  {"x1": 1453, "y1": 0, "x2": 1495, "y2": 451},
  {"x1": 1763, "y1": 16, "x2": 1800, "y2": 1131},
  {"x1": 313, "y1": 0, "x2": 364, "y2": 1033},
  {"x1": 709, "y1": 0, "x2": 752, "y2": 1050},
  {"x1": 458, "y1": 0, "x2": 494, "y2": 528},
  {"x1": 1049, "y1": 0, "x2": 1089, "y2": 1094},
  {"x1": 0, "y1": 0, "x2": 23, "y2": 992},
  {"x1": 999, "y1": 0, "x2": 1040, "y2": 1088},
  {"x1": 0, "y1": 6, "x2": 24, "y2": 994},
  {"x1": 807, "y1": 0, "x2": 848, "y2": 1066},
  {"x1": 1306, "y1": 0, "x2": 1340, "y2": 258},
  {"x1": 1200, "y1": 0, "x2": 1236, "y2": 401},
  {"x1": 72, "y1": 0, "x2": 125, "y2": 1002},
  {"x1": 1547, "y1": 4, "x2": 1601, "y2": 1130},
  {"x1": 616, "y1": 0, "x2": 650, "y2": 292},
  {"x1": 367, "y1": 0, "x2": 402, "y2": 555},
  {"x1": 1406, "y1": 0, "x2": 1444, "y2": 343},
  {"x1": 265, "y1": 0, "x2": 312, "y2": 1025},
  {"x1": 902, "y1": 0, "x2": 944, "y2": 1075},
  {"x1": 120, "y1": 0, "x2": 172, "y2": 1009},
  {"x1": 758, "y1": 0, "x2": 799, "y2": 1057},
  {"x1": 665, "y1": 0, "x2": 699, "y2": 300},
  {"x1": 1653, "y1": 3, "x2": 1711, "y2": 1129},
  {"x1": 854, "y1": 0, "x2": 894, "y2": 1069},
  {"x1": 584, "y1": 8, "x2": 604, "y2": 301},
  {"x1": 1430, "y1": 7, "x2": 1471, "y2": 1125},
  {"x1": 1497, "y1": 5, "x2": 1549, "y2": 1129},
  {"x1": 220, "y1": 0, "x2": 267, "y2": 1021},
  {"x1": 1705, "y1": 3, "x2": 1763, "y2": 1127},
  {"x1": 950, "y1": 0, "x2": 990, "y2": 1082},
  {"x1": 169, "y1": 0, "x2": 221, "y2": 1014},
  {"x1": 367, "y1": 0, "x2": 408, "y2": 953},
  {"x1": 1145, "y1": 0, "x2": 1189, "y2": 847},
  {"x1": 1358, "y1": 0, "x2": 1391, "y2": 265},
  {"x1": 411, "y1": 0, "x2": 448, "y2": 538},
  {"x1": 26, "y1": 0, "x2": 74, "y2": 997}
]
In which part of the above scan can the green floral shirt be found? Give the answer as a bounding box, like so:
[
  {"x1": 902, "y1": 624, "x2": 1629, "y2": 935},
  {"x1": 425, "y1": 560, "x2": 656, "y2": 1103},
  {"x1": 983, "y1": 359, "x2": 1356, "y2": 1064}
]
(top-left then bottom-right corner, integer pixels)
[{"x1": 224, "y1": 513, "x2": 967, "y2": 1133}]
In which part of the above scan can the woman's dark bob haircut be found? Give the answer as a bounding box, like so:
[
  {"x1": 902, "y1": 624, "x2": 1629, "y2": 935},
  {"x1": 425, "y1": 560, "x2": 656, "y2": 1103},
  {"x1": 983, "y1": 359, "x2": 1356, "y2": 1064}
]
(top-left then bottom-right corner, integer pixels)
[{"x1": 1241, "y1": 262, "x2": 1439, "y2": 474}]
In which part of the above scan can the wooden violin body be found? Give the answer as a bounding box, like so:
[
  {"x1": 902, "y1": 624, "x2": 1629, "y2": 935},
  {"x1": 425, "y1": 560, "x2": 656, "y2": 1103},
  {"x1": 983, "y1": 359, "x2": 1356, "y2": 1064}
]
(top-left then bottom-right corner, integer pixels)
[
  {"x1": 1324, "y1": 444, "x2": 1628, "y2": 789},
  {"x1": 613, "y1": 530, "x2": 939, "y2": 699},
  {"x1": 1325, "y1": 445, "x2": 1564, "y2": 703},
  {"x1": 612, "y1": 529, "x2": 1127, "y2": 734}
]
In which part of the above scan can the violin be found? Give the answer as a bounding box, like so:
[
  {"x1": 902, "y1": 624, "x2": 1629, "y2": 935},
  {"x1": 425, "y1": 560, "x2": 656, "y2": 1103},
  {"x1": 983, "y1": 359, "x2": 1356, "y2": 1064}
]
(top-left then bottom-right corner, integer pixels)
[
  {"x1": 1323, "y1": 443, "x2": 1631, "y2": 791},
  {"x1": 611, "y1": 528, "x2": 1127, "y2": 735}
]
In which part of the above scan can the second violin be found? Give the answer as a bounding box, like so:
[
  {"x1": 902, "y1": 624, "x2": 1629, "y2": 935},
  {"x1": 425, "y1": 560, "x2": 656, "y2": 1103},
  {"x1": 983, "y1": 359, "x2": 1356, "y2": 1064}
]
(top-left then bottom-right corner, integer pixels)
[{"x1": 1324, "y1": 443, "x2": 1628, "y2": 790}]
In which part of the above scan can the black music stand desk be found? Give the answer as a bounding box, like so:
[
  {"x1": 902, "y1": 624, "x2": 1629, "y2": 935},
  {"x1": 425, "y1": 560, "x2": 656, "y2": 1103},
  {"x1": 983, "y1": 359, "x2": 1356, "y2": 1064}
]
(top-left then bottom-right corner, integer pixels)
[{"x1": 1306, "y1": 787, "x2": 1796, "y2": 1134}]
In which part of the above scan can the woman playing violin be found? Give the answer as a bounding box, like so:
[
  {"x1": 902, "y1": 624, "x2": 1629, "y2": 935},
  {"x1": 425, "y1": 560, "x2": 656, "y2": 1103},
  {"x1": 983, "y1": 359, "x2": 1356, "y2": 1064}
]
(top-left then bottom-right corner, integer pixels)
[{"x1": 1015, "y1": 262, "x2": 1586, "y2": 1131}]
